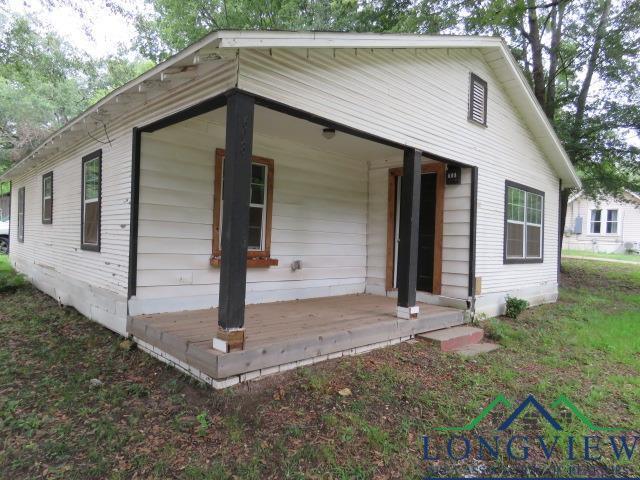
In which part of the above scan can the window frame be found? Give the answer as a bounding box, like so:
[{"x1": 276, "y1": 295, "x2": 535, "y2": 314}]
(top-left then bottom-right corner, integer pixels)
[
  {"x1": 590, "y1": 209, "x2": 602, "y2": 234},
  {"x1": 606, "y1": 209, "x2": 618, "y2": 234},
  {"x1": 468, "y1": 73, "x2": 488, "y2": 127},
  {"x1": 17, "y1": 186, "x2": 25, "y2": 243},
  {"x1": 503, "y1": 180, "x2": 545, "y2": 264},
  {"x1": 42, "y1": 171, "x2": 53, "y2": 224},
  {"x1": 211, "y1": 148, "x2": 277, "y2": 267},
  {"x1": 81, "y1": 150, "x2": 102, "y2": 251}
]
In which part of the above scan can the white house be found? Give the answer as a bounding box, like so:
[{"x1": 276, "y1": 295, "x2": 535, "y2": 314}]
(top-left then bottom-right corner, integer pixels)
[
  {"x1": 2, "y1": 31, "x2": 580, "y2": 387},
  {"x1": 564, "y1": 191, "x2": 640, "y2": 253}
]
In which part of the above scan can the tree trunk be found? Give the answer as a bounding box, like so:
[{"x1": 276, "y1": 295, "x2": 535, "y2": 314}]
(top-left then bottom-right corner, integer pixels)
[
  {"x1": 558, "y1": 188, "x2": 571, "y2": 269},
  {"x1": 545, "y1": 1, "x2": 565, "y2": 119},
  {"x1": 570, "y1": 0, "x2": 612, "y2": 144},
  {"x1": 526, "y1": 0, "x2": 546, "y2": 106}
]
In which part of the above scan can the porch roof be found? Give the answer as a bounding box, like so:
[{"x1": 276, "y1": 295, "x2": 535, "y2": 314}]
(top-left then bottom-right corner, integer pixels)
[{"x1": 2, "y1": 30, "x2": 580, "y2": 188}]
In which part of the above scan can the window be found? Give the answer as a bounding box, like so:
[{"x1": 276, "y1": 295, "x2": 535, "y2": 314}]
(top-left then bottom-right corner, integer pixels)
[
  {"x1": 504, "y1": 181, "x2": 544, "y2": 263},
  {"x1": 468, "y1": 73, "x2": 488, "y2": 126},
  {"x1": 42, "y1": 172, "x2": 53, "y2": 224},
  {"x1": 211, "y1": 148, "x2": 277, "y2": 267},
  {"x1": 81, "y1": 150, "x2": 101, "y2": 251},
  {"x1": 17, "y1": 187, "x2": 25, "y2": 243},
  {"x1": 606, "y1": 209, "x2": 618, "y2": 234},
  {"x1": 590, "y1": 209, "x2": 602, "y2": 234}
]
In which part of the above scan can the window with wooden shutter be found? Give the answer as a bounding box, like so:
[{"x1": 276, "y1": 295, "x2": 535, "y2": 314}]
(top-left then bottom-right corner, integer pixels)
[{"x1": 468, "y1": 73, "x2": 488, "y2": 126}]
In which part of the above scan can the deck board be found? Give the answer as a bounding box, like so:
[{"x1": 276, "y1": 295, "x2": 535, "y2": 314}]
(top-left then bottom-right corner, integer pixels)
[{"x1": 129, "y1": 294, "x2": 464, "y2": 379}]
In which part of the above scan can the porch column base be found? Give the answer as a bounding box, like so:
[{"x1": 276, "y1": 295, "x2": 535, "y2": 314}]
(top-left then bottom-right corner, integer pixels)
[
  {"x1": 397, "y1": 305, "x2": 419, "y2": 320},
  {"x1": 212, "y1": 327, "x2": 245, "y2": 353}
]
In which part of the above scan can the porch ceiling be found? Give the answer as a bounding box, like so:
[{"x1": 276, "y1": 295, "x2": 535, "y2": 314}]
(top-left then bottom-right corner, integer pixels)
[{"x1": 195, "y1": 106, "x2": 400, "y2": 162}]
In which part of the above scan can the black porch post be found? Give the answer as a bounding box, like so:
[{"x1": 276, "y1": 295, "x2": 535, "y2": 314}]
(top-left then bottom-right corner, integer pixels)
[
  {"x1": 396, "y1": 148, "x2": 422, "y2": 319},
  {"x1": 214, "y1": 91, "x2": 254, "y2": 352}
]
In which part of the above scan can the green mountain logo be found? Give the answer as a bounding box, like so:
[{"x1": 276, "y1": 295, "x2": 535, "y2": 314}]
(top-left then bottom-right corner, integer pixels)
[{"x1": 436, "y1": 394, "x2": 624, "y2": 432}]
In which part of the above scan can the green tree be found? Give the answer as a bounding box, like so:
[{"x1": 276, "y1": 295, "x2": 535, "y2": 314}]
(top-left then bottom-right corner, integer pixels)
[
  {"x1": 130, "y1": 0, "x2": 463, "y2": 62},
  {"x1": 0, "y1": 13, "x2": 153, "y2": 172},
  {"x1": 463, "y1": 0, "x2": 639, "y2": 235}
]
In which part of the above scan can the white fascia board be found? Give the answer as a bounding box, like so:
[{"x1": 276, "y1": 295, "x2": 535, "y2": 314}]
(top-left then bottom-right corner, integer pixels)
[
  {"x1": 495, "y1": 42, "x2": 581, "y2": 189},
  {"x1": 216, "y1": 30, "x2": 502, "y2": 49}
]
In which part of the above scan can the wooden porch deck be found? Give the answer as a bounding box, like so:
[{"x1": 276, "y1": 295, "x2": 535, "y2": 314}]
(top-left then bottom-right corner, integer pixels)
[{"x1": 128, "y1": 294, "x2": 465, "y2": 382}]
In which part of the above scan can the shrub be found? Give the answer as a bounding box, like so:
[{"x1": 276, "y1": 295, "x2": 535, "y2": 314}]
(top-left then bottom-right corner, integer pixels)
[{"x1": 505, "y1": 295, "x2": 529, "y2": 319}]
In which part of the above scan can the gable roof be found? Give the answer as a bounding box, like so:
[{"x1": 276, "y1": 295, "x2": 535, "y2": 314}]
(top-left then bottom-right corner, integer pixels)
[
  {"x1": 1, "y1": 30, "x2": 580, "y2": 188},
  {"x1": 569, "y1": 189, "x2": 640, "y2": 204}
]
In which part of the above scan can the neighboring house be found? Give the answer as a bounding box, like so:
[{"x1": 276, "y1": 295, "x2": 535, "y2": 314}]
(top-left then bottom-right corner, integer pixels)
[
  {"x1": 1, "y1": 31, "x2": 580, "y2": 387},
  {"x1": 564, "y1": 191, "x2": 640, "y2": 253}
]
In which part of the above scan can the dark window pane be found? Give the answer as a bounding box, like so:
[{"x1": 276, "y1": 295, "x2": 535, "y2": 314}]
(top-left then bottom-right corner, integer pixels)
[
  {"x1": 18, "y1": 188, "x2": 25, "y2": 242},
  {"x1": 251, "y1": 164, "x2": 265, "y2": 185},
  {"x1": 43, "y1": 177, "x2": 52, "y2": 197},
  {"x1": 526, "y1": 225, "x2": 541, "y2": 257},
  {"x1": 506, "y1": 223, "x2": 524, "y2": 258},
  {"x1": 84, "y1": 202, "x2": 99, "y2": 245},
  {"x1": 44, "y1": 198, "x2": 52, "y2": 221},
  {"x1": 84, "y1": 159, "x2": 99, "y2": 200},
  {"x1": 250, "y1": 184, "x2": 264, "y2": 205},
  {"x1": 248, "y1": 206, "x2": 263, "y2": 249}
]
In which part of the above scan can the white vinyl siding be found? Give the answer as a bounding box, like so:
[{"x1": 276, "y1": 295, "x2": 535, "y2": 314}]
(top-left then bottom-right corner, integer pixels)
[
  {"x1": 132, "y1": 112, "x2": 370, "y2": 315},
  {"x1": 8, "y1": 56, "x2": 238, "y2": 333},
  {"x1": 238, "y1": 47, "x2": 561, "y2": 308}
]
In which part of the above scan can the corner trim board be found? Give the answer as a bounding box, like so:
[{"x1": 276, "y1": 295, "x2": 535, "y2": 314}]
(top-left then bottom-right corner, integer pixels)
[
  {"x1": 128, "y1": 128, "x2": 141, "y2": 300},
  {"x1": 468, "y1": 166, "x2": 478, "y2": 298}
]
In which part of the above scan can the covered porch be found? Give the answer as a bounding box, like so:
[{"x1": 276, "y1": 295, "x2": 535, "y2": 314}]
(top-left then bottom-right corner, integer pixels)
[
  {"x1": 128, "y1": 88, "x2": 475, "y2": 384},
  {"x1": 128, "y1": 294, "x2": 464, "y2": 386}
]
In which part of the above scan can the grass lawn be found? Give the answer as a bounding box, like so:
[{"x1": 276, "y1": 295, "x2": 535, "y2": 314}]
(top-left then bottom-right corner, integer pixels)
[
  {"x1": 563, "y1": 248, "x2": 640, "y2": 263},
  {"x1": 0, "y1": 255, "x2": 639, "y2": 479}
]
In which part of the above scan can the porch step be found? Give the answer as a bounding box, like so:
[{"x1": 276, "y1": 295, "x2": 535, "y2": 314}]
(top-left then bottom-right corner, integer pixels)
[
  {"x1": 454, "y1": 342, "x2": 500, "y2": 357},
  {"x1": 417, "y1": 326, "x2": 484, "y2": 352}
]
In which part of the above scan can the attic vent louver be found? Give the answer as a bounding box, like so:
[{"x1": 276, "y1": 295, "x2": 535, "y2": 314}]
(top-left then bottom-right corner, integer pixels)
[{"x1": 468, "y1": 73, "x2": 488, "y2": 126}]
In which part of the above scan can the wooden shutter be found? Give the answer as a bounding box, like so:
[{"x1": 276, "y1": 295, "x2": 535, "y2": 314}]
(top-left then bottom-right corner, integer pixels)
[{"x1": 468, "y1": 73, "x2": 488, "y2": 126}]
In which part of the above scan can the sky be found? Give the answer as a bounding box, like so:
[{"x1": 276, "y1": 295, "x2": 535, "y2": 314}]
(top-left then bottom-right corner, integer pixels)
[{"x1": 4, "y1": 0, "x2": 147, "y2": 58}]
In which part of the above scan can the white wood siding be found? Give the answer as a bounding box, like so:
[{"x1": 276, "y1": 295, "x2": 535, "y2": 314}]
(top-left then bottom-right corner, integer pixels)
[
  {"x1": 8, "y1": 59, "x2": 238, "y2": 332},
  {"x1": 131, "y1": 115, "x2": 370, "y2": 315},
  {"x1": 564, "y1": 195, "x2": 640, "y2": 253},
  {"x1": 236, "y1": 47, "x2": 561, "y2": 314}
]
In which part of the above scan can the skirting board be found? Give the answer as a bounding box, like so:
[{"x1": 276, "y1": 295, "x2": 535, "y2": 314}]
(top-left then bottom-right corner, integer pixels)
[
  {"x1": 11, "y1": 256, "x2": 128, "y2": 335},
  {"x1": 133, "y1": 334, "x2": 414, "y2": 389},
  {"x1": 474, "y1": 282, "x2": 559, "y2": 318}
]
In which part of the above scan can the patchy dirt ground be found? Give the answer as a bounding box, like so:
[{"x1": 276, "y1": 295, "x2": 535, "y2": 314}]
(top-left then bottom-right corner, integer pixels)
[{"x1": 0, "y1": 258, "x2": 638, "y2": 479}]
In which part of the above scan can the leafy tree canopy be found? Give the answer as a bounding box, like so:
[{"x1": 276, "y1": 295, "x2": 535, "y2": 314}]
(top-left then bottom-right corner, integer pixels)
[{"x1": 0, "y1": 11, "x2": 152, "y2": 173}]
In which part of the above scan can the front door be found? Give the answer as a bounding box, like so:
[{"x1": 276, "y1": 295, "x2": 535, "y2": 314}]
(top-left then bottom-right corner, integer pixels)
[{"x1": 393, "y1": 172, "x2": 437, "y2": 293}]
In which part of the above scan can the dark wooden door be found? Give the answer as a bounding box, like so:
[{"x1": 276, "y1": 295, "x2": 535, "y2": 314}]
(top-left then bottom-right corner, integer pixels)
[{"x1": 417, "y1": 173, "x2": 436, "y2": 292}]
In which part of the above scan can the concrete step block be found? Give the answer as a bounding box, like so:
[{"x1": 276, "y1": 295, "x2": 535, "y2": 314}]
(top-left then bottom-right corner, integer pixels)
[{"x1": 417, "y1": 326, "x2": 484, "y2": 352}]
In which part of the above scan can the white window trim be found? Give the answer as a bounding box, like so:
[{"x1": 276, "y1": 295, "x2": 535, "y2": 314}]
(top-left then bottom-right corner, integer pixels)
[
  {"x1": 219, "y1": 161, "x2": 269, "y2": 252},
  {"x1": 590, "y1": 208, "x2": 619, "y2": 235},
  {"x1": 605, "y1": 209, "x2": 619, "y2": 235},
  {"x1": 42, "y1": 174, "x2": 53, "y2": 223}
]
